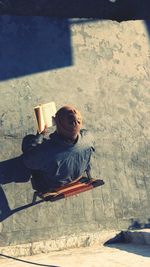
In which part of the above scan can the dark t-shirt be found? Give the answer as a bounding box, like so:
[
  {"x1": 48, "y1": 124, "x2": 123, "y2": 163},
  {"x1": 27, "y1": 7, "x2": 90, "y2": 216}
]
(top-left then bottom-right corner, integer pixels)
[{"x1": 22, "y1": 130, "x2": 95, "y2": 190}]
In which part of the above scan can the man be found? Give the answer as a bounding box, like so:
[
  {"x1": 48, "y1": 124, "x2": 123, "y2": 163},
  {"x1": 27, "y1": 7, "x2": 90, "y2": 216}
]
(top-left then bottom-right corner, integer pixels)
[{"x1": 22, "y1": 105, "x2": 95, "y2": 193}]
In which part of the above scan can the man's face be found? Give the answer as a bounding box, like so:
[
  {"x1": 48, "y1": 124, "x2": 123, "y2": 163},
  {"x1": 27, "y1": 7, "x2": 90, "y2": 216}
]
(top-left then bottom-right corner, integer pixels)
[
  {"x1": 61, "y1": 111, "x2": 81, "y2": 135},
  {"x1": 55, "y1": 106, "x2": 82, "y2": 140},
  {"x1": 67, "y1": 112, "x2": 81, "y2": 127}
]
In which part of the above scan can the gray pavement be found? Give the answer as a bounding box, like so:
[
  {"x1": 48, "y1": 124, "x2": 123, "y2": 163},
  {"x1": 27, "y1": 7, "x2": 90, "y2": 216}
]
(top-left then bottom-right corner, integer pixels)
[{"x1": 0, "y1": 244, "x2": 150, "y2": 267}]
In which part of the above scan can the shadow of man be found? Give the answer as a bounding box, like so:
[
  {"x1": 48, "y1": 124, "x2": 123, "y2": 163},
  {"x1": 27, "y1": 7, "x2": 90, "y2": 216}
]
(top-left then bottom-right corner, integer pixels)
[{"x1": 0, "y1": 155, "x2": 32, "y2": 221}]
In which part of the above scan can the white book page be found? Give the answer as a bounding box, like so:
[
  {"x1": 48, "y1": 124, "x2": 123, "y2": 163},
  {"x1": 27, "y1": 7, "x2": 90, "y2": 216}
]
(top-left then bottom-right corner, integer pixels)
[{"x1": 42, "y1": 102, "x2": 56, "y2": 128}]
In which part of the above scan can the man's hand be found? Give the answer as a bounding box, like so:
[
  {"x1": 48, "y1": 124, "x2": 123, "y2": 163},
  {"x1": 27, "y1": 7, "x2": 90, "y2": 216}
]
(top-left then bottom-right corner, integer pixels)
[
  {"x1": 41, "y1": 125, "x2": 48, "y2": 135},
  {"x1": 37, "y1": 125, "x2": 48, "y2": 135}
]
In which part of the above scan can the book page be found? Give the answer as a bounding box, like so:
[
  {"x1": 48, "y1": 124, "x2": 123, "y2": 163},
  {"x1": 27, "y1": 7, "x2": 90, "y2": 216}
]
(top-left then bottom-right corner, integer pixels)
[
  {"x1": 34, "y1": 106, "x2": 45, "y2": 133},
  {"x1": 42, "y1": 101, "x2": 56, "y2": 128}
]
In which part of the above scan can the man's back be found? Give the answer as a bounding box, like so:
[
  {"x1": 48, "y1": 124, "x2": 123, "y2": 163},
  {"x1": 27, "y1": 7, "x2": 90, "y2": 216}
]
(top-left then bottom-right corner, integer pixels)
[{"x1": 23, "y1": 129, "x2": 95, "y2": 191}]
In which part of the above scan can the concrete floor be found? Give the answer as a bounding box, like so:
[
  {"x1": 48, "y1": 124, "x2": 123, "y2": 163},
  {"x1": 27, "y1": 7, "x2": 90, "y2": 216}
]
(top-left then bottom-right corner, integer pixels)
[{"x1": 0, "y1": 244, "x2": 150, "y2": 267}]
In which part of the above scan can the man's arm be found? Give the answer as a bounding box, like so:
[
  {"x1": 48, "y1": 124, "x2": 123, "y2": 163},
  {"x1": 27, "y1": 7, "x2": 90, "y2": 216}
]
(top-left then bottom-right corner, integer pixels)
[
  {"x1": 22, "y1": 125, "x2": 48, "y2": 153},
  {"x1": 22, "y1": 133, "x2": 45, "y2": 153},
  {"x1": 22, "y1": 127, "x2": 48, "y2": 170}
]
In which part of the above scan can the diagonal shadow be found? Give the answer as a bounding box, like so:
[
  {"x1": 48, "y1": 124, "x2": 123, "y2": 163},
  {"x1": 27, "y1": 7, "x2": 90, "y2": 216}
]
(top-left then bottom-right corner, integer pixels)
[
  {"x1": 105, "y1": 243, "x2": 150, "y2": 258},
  {"x1": 0, "y1": 154, "x2": 65, "y2": 222},
  {"x1": 0, "y1": 185, "x2": 12, "y2": 222},
  {"x1": 0, "y1": 185, "x2": 44, "y2": 222},
  {"x1": 104, "y1": 231, "x2": 150, "y2": 258},
  {"x1": 0, "y1": 155, "x2": 31, "y2": 185},
  {"x1": 0, "y1": 155, "x2": 34, "y2": 222}
]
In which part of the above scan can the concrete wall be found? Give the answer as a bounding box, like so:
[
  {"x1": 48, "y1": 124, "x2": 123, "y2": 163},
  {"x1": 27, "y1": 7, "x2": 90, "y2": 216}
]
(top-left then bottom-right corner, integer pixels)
[{"x1": 0, "y1": 16, "x2": 150, "y2": 250}]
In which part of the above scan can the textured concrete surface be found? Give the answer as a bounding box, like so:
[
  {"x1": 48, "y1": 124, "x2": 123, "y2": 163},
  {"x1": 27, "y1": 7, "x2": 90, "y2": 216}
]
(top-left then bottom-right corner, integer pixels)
[
  {"x1": 0, "y1": 244, "x2": 150, "y2": 267},
  {"x1": 0, "y1": 17, "x2": 150, "y2": 251}
]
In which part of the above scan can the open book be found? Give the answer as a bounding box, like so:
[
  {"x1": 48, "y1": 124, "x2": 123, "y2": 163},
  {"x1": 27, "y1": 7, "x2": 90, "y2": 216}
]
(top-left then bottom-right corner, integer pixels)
[{"x1": 34, "y1": 102, "x2": 57, "y2": 133}]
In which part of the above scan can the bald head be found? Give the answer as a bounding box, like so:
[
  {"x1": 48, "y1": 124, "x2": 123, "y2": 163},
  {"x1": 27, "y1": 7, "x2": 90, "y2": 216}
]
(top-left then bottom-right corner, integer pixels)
[{"x1": 55, "y1": 105, "x2": 82, "y2": 141}]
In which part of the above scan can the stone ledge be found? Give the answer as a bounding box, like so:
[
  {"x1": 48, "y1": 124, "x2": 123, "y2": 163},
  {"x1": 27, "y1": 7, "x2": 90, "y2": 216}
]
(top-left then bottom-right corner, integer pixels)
[{"x1": 0, "y1": 230, "x2": 119, "y2": 257}]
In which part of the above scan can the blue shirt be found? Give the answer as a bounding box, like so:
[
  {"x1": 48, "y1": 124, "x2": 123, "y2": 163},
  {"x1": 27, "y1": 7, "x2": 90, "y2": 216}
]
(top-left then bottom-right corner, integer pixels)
[{"x1": 22, "y1": 130, "x2": 95, "y2": 190}]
